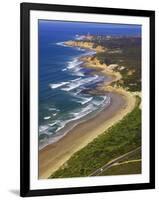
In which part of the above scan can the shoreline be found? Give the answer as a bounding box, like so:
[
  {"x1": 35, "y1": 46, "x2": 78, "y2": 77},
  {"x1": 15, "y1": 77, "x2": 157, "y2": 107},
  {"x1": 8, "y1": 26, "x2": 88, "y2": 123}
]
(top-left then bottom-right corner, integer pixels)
[
  {"x1": 39, "y1": 92, "x2": 136, "y2": 179},
  {"x1": 39, "y1": 40, "x2": 136, "y2": 179},
  {"x1": 39, "y1": 94, "x2": 111, "y2": 150}
]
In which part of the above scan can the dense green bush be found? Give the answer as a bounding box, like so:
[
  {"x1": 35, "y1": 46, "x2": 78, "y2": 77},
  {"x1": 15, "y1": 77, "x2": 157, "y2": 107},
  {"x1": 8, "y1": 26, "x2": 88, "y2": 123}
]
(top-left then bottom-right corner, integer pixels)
[
  {"x1": 50, "y1": 103, "x2": 141, "y2": 178},
  {"x1": 93, "y1": 37, "x2": 141, "y2": 91}
]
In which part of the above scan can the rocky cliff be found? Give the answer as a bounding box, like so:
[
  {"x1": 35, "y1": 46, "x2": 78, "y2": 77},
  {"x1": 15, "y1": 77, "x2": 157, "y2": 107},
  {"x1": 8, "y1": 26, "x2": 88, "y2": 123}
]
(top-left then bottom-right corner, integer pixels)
[{"x1": 64, "y1": 41, "x2": 106, "y2": 52}]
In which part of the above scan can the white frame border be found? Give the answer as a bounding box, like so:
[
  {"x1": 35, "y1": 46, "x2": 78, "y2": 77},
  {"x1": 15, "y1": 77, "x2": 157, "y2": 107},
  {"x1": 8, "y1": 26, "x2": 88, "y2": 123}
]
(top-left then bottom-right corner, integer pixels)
[{"x1": 30, "y1": 10, "x2": 150, "y2": 190}]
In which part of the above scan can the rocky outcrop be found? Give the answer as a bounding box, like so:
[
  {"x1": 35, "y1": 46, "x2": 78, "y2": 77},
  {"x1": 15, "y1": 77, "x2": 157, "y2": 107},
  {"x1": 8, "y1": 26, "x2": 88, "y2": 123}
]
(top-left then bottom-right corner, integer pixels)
[
  {"x1": 64, "y1": 41, "x2": 106, "y2": 52},
  {"x1": 81, "y1": 56, "x2": 107, "y2": 69}
]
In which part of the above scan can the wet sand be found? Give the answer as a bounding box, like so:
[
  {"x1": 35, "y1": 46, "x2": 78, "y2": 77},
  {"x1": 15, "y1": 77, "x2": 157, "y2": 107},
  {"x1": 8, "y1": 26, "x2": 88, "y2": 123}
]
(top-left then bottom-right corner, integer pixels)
[{"x1": 39, "y1": 91, "x2": 136, "y2": 179}]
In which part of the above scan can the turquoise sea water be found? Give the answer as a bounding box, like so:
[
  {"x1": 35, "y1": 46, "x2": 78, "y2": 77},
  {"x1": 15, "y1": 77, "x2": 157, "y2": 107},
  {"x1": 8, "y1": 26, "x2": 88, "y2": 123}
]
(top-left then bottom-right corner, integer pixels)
[{"x1": 38, "y1": 20, "x2": 141, "y2": 149}]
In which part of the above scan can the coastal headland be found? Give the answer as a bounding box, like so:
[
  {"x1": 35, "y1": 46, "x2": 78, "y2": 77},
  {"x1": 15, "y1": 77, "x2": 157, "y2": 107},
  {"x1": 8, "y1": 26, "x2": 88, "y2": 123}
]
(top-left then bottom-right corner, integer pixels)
[{"x1": 39, "y1": 36, "x2": 139, "y2": 179}]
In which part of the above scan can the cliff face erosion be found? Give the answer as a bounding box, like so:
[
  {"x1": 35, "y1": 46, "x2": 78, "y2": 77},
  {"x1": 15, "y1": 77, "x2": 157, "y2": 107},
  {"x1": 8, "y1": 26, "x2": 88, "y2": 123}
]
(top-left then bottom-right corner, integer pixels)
[{"x1": 64, "y1": 41, "x2": 106, "y2": 52}]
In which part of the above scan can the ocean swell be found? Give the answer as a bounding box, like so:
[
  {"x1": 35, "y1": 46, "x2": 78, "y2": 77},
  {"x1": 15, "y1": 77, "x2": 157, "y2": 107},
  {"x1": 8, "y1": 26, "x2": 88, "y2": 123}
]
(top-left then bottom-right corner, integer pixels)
[
  {"x1": 39, "y1": 95, "x2": 111, "y2": 149},
  {"x1": 39, "y1": 39, "x2": 109, "y2": 150}
]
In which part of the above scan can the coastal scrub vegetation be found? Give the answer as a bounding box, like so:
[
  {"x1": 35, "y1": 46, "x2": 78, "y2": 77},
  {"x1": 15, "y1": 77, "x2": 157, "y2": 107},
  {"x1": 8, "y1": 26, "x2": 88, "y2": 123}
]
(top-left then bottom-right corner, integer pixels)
[
  {"x1": 99, "y1": 160, "x2": 141, "y2": 176},
  {"x1": 95, "y1": 37, "x2": 141, "y2": 91},
  {"x1": 50, "y1": 98, "x2": 141, "y2": 178},
  {"x1": 80, "y1": 36, "x2": 141, "y2": 91},
  {"x1": 99, "y1": 147, "x2": 141, "y2": 176}
]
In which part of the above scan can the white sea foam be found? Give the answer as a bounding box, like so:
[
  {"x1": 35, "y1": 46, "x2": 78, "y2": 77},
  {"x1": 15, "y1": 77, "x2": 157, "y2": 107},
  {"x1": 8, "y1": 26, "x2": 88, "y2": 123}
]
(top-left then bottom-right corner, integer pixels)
[
  {"x1": 49, "y1": 81, "x2": 69, "y2": 89},
  {"x1": 46, "y1": 131, "x2": 55, "y2": 136},
  {"x1": 76, "y1": 47, "x2": 86, "y2": 51},
  {"x1": 93, "y1": 96, "x2": 106, "y2": 106},
  {"x1": 71, "y1": 77, "x2": 82, "y2": 82},
  {"x1": 44, "y1": 116, "x2": 51, "y2": 120},
  {"x1": 55, "y1": 104, "x2": 96, "y2": 133},
  {"x1": 61, "y1": 75, "x2": 99, "y2": 92},
  {"x1": 49, "y1": 77, "x2": 84, "y2": 92},
  {"x1": 40, "y1": 40, "x2": 111, "y2": 148},
  {"x1": 73, "y1": 89, "x2": 83, "y2": 95},
  {"x1": 67, "y1": 59, "x2": 83, "y2": 69},
  {"x1": 49, "y1": 122, "x2": 58, "y2": 127},
  {"x1": 48, "y1": 107, "x2": 60, "y2": 112},
  {"x1": 39, "y1": 125, "x2": 50, "y2": 135},
  {"x1": 66, "y1": 56, "x2": 85, "y2": 76},
  {"x1": 39, "y1": 95, "x2": 111, "y2": 140},
  {"x1": 74, "y1": 35, "x2": 85, "y2": 40},
  {"x1": 66, "y1": 49, "x2": 97, "y2": 76},
  {"x1": 74, "y1": 71, "x2": 85, "y2": 77},
  {"x1": 55, "y1": 121, "x2": 66, "y2": 132},
  {"x1": 105, "y1": 96, "x2": 111, "y2": 104},
  {"x1": 71, "y1": 104, "x2": 97, "y2": 120},
  {"x1": 56, "y1": 41, "x2": 86, "y2": 52},
  {"x1": 76, "y1": 97, "x2": 93, "y2": 105},
  {"x1": 89, "y1": 51, "x2": 96, "y2": 55},
  {"x1": 61, "y1": 84, "x2": 80, "y2": 91},
  {"x1": 56, "y1": 42, "x2": 68, "y2": 47},
  {"x1": 93, "y1": 96, "x2": 111, "y2": 107}
]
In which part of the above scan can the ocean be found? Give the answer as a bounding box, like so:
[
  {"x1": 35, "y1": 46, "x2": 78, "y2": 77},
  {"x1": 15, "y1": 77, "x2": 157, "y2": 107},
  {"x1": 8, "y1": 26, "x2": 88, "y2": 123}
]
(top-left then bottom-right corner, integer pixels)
[{"x1": 38, "y1": 20, "x2": 141, "y2": 149}]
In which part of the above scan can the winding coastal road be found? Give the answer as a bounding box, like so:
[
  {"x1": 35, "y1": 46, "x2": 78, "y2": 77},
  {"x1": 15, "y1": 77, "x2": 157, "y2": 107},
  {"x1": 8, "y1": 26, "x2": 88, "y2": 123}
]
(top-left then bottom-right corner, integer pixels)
[{"x1": 89, "y1": 146, "x2": 141, "y2": 176}]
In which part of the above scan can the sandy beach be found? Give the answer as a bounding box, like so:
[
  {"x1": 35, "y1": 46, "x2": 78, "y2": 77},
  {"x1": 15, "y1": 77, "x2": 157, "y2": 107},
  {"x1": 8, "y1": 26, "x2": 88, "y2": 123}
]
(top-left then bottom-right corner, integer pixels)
[
  {"x1": 39, "y1": 41, "x2": 136, "y2": 179},
  {"x1": 39, "y1": 90, "x2": 136, "y2": 178}
]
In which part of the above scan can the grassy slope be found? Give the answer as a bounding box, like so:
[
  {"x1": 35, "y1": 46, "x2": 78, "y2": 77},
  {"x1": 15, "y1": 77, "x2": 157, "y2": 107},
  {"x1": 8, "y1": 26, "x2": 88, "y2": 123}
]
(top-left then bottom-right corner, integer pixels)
[
  {"x1": 100, "y1": 161, "x2": 141, "y2": 176},
  {"x1": 119, "y1": 148, "x2": 141, "y2": 161},
  {"x1": 100, "y1": 148, "x2": 141, "y2": 176},
  {"x1": 50, "y1": 99, "x2": 141, "y2": 178}
]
